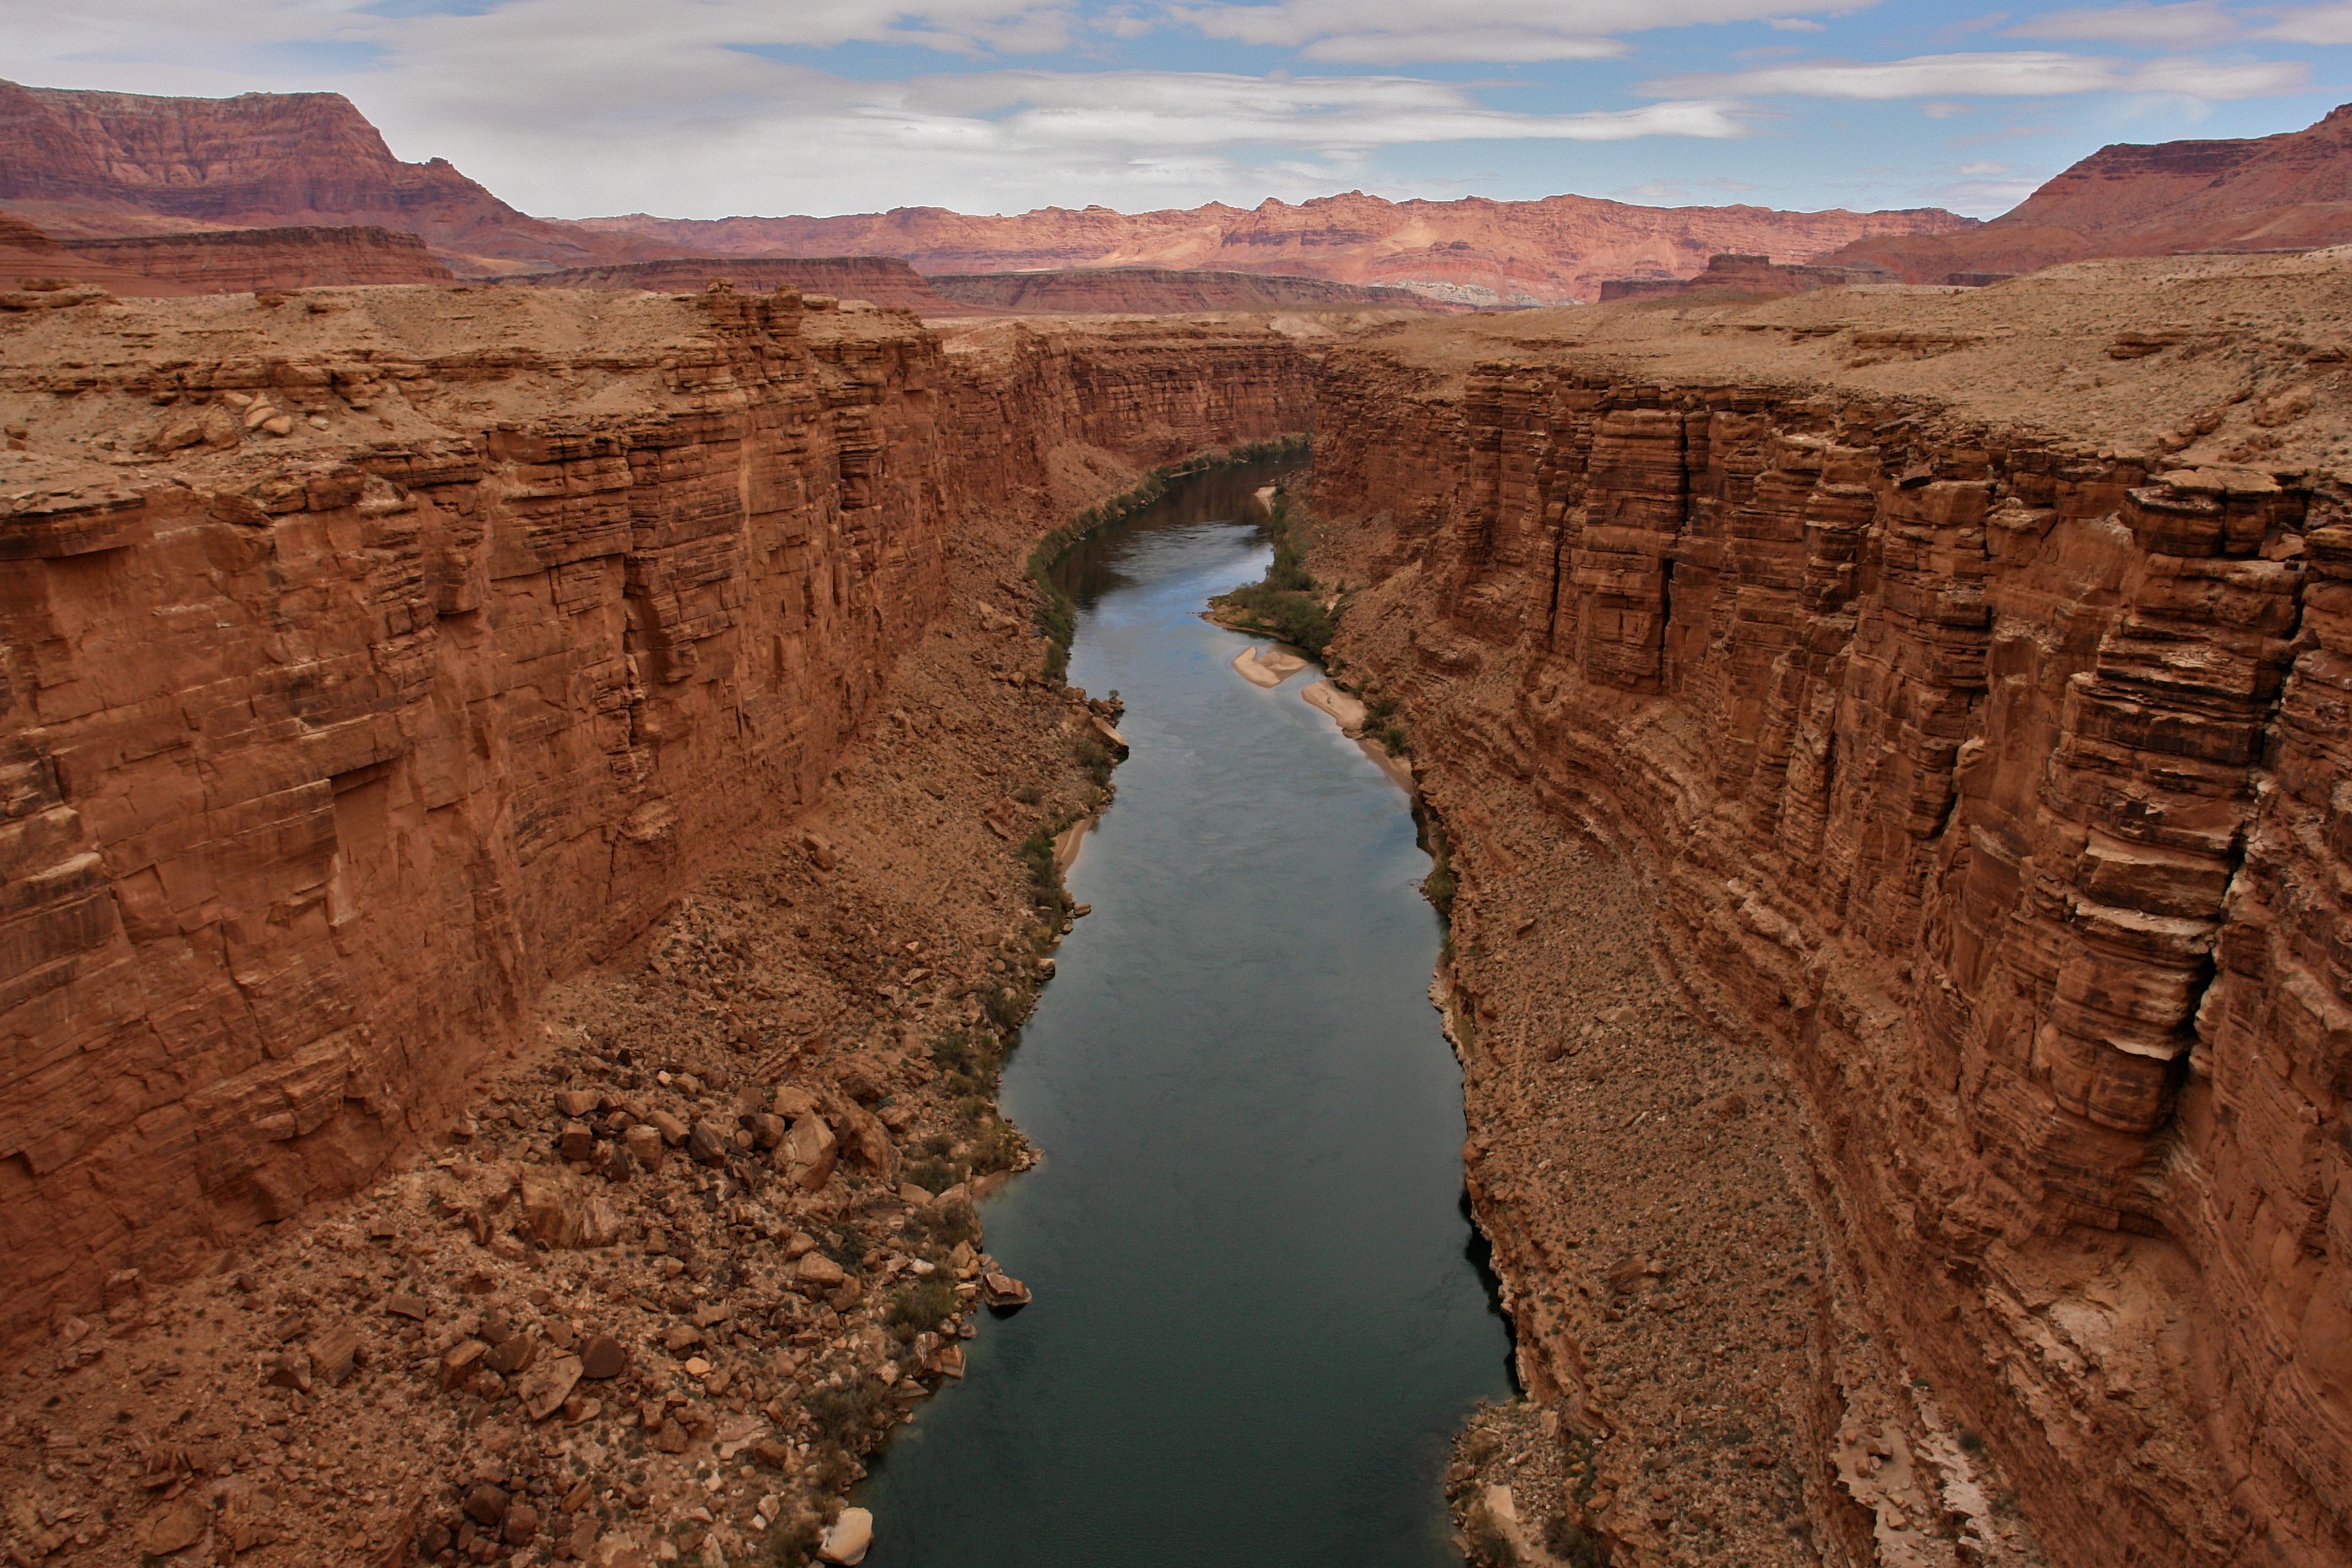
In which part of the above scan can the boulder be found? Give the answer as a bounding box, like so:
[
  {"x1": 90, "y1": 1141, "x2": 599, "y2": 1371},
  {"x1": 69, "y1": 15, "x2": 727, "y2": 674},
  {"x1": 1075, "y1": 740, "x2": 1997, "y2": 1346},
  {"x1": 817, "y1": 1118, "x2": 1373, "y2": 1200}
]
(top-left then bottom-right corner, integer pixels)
[
  {"x1": 520, "y1": 1353, "x2": 583, "y2": 1422},
  {"x1": 781, "y1": 1114, "x2": 838, "y2": 1191},
  {"x1": 795, "y1": 1252, "x2": 848, "y2": 1293},
  {"x1": 519, "y1": 1168, "x2": 624, "y2": 1250},
  {"x1": 818, "y1": 1507, "x2": 874, "y2": 1565}
]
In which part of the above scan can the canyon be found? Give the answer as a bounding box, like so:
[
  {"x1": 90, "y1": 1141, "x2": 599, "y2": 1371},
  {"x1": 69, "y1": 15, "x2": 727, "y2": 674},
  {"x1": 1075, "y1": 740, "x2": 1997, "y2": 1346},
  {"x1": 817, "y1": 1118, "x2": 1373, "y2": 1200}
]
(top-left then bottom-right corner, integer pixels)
[
  {"x1": 1304, "y1": 251, "x2": 2352, "y2": 1567},
  {"x1": 0, "y1": 79, "x2": 1971, "y2": 306},
  {"x1": 1, "y1": 199, "x2": 2349, "y2": 1568}
]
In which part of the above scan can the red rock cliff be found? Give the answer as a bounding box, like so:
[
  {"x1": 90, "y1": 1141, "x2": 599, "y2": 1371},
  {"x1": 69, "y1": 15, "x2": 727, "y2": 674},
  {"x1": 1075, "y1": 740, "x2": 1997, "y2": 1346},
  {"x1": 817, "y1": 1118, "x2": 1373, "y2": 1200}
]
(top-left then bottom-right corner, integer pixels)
[
  {"x1": 0, "y1": 78, "x2": 680, "y2": 275},
  {"x1": 0, "y1": 285, "x2": 1310, "y2": 1352},
  {"x1": 1306, "y1": 259, "x2": 2352, "y2": 1565},
  {"x1": 577, "y1": 192, "x2": 1974, "y2": 308}
]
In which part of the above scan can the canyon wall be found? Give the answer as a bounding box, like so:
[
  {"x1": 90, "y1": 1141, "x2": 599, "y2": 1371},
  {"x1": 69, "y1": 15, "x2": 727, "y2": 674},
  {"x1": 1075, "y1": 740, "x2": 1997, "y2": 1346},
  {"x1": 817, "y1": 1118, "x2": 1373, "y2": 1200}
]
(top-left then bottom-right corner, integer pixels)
[
  {"x1": 0, "y1": 78, "x2": 681, "y2": 275},
  {"x1": 55, "y1": 225, "x2": 456, "y2": 290},
  {"x1": 0, "y1": 285, "x2": 1309, "y2": 1353},
  {"x1": 577, "y1": 193, "x2": 1975, "y2": 308},
  {"x1": 1825, "y1": 102, "x2": 2352, "y2": 283},
  {"x1": 924, "y1": 267, "x2": 1445, "y2": 313},
  {"x1": 1307, "y1": 274, "x2": 2352, "y2": 1566},
  {"x1": 520, "y1": 258, "x2": 964, "y2": 314}
]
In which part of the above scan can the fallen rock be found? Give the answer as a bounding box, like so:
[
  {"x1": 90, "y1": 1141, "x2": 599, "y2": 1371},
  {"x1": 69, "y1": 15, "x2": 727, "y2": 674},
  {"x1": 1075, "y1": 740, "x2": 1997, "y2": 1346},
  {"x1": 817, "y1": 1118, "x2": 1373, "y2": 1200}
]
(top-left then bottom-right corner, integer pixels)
[
  {"x1": 485, "y1": 1334, "x2": 538, "y2": 1375},
  {"x1": 688, "y1": 1119, "x2": 731, "y2": 1166},
  {"x1": 622, "y1": 1122, "x2": 665, "y2": 1169},
  {"x1": 580, "y1": 1333, "x2": 629, "y2": 1380},
  {"x1": 142, "y1": 1496, "x2": 211, "y2": 1555},
  {"x1": 796, "y1": 1252, "x2": 848, "y2": 1293},
  {"x1": 312, "y1": 1324, "x2": 361, "y2": 1386},
  {"x1": 981, "y1": 1271, "x2": 1032, "y2": 1309},
  {"x1": 520, "y1": 1353, "x2": 583, "y2": 1422},
  {"x1": 818, "y1": 1507, "x2": 874, "y2": 1565},
  {"x1": 782, "y1": 1113, "x2": 838, "y2": 1191},
  {"x1": 519, "y1": 1168, "x2": 624, "y2": 1249},
  {"x1": 463, "y1": 1484, "x2": 509, "y2": 1527}
]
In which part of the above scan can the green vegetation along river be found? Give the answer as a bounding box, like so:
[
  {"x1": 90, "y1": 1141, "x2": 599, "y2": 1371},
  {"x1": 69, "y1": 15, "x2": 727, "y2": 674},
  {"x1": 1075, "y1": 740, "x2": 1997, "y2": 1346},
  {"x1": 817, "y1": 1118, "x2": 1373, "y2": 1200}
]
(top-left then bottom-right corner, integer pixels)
[{"x1": 859, "y1": 460, "x2": 1514, "y2": 1565}]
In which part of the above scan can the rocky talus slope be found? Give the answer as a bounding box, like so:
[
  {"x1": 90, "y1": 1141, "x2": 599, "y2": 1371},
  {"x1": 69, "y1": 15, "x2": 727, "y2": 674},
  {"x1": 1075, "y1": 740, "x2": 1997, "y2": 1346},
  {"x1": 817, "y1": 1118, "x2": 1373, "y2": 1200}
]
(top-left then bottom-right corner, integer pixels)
[
  {"x1": 0, "y1": 283, "x2": 1309, "y2": 1564},
  {"x1": 1305, "y1": 252, "x2": 2352, "y2": 1567}
]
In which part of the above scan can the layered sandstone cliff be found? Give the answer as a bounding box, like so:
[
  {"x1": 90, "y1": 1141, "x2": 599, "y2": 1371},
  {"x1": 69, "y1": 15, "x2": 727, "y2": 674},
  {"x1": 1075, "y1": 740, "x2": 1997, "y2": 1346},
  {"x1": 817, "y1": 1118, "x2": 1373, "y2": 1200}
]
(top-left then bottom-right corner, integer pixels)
[
  {"x1": 1308, "y1": 252, "x2": 2352, "y2": 1566},
  {"x1": 519, "y1": 258, "x2": 963, "y2": 313},
  {"x1": 1827, "y1": 103, "x2": 2352, "y2": 284},
  {"x1": 54, "y1": 225, "x2": 455, "y2": 290},
  {"x1": 0, "y1": 283, "x2": 1310, "y2": 1356},
  {"x1": 0, "y1": 79, "x2": 681, "y2": 275},
  {"x1": 924, "y1": 266, "x2": 1446, "y2": 313},
  {"x1": 577, "y1": 193, "x2": 1975, "y2": 308}
]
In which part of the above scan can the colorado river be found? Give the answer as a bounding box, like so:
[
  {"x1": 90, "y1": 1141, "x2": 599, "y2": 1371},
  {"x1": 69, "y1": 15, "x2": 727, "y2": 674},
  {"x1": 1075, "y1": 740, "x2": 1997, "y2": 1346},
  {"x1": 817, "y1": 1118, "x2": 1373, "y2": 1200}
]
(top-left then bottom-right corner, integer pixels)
[{"x1": 860, "y1": 461, "x2": 1513, "y2": 1565}]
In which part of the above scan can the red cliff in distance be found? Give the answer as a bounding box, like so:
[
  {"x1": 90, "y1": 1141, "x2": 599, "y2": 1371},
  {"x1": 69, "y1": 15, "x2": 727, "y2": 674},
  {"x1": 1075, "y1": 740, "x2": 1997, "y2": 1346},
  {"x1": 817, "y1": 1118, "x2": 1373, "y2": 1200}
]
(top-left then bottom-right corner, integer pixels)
[
  {"x1": 0, "y1": 78, "x2": 677, "y2": 276},
  {"x1": 1828, "y1": 102, "x2": 2352, "y2": 283},
  {"x1": 574, "y1": 191, "x2": 1977, "y2": 308}
]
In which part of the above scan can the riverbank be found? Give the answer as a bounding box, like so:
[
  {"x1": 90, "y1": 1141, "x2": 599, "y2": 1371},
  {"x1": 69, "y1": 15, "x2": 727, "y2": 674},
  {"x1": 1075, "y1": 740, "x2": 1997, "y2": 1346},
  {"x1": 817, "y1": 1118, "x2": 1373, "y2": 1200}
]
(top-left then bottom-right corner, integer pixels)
[
  {"x1": 0, "y1": 446, "x2": 1291, "y2": 1568},
  {"x1": 857, "y1": 472, "x2": 1510, "y2": 1567}
]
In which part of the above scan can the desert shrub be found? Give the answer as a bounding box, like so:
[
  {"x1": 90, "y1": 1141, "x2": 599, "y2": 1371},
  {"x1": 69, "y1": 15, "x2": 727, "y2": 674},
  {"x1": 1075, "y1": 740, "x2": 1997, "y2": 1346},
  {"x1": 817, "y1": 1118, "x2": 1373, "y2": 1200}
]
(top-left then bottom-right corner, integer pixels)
[
  {"x1": 885, "y1": 1277, "x2": 960, "y2": 1343},
  {"x1": 917, "y1": 1200, "x2": 978, "y2": 1250},
  {"x1": 1073, "y1": 732, "x2": 1113, "y2": 788},
  {"x1": 1544, "y1": 1515, "x2": 1604, "y2": 1567},
  {"x1": 806, "y1": 1380, "x2": 890, "y2": 1447},
  {"x1": 968, "y1": 1118, "x2": 1022, "y2": 1174}
]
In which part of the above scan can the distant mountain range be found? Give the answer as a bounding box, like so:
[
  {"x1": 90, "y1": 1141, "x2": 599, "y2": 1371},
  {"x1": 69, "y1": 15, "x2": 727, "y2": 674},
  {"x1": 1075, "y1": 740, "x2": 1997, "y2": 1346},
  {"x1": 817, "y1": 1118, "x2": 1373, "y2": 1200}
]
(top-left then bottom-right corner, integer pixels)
[
  {"x1": 570, "y1": 193, "x2": 1974, "y2": 308},
  {"x1": 3, "y1": 74, "x2": 2348, "y2": 307}
]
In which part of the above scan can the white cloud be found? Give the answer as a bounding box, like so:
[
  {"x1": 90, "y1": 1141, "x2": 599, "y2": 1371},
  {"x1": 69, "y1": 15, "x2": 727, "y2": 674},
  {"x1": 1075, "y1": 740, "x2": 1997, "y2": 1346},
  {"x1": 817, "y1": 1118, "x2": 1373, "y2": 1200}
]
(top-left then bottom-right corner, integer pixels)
[
  {"x1": 1651, "y1": 47, "x2": 2306, "y2": 99},
  {"x1": 2009, "y1": 2, "x2": 2240, "y2": 43},
  {"x1": 2260, "y1": 1, "x2": 2352, "y2": 41},
  {"x1": 1166, "y1": 0, "x2": 1863, "y2": 63},
  {"x1": 381, "y1": 63, "x2": 1746, "y2": 215}
]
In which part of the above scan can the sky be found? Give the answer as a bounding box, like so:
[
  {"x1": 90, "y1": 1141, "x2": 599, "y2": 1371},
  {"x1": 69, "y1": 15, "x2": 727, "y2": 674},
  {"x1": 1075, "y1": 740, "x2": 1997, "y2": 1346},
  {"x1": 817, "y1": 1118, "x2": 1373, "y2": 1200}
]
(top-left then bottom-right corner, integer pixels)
[{"x1": 3, "y1": 1, "x2": 2348, "y2": 220}]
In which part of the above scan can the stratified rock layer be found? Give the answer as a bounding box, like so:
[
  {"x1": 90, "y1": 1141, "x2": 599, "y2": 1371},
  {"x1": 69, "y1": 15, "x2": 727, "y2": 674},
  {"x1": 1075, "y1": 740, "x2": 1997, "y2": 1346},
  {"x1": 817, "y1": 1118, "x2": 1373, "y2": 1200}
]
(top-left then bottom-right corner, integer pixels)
[
  {"x1": 1308, "y1": 257, "x2": 2352, "y2": 1565},
  {"x1": 576, "y1": 192, "x2": 1974, "y2": 308},
  {"x1": 53, "y1": 225, "x2": 456, "y2": 290},
  {"x1": 1827, "y1": 102, "x2": 2352, "y2": 283},
  {"x1": 0, "y1": 285, "x2": 1310, "y2": 1353}
]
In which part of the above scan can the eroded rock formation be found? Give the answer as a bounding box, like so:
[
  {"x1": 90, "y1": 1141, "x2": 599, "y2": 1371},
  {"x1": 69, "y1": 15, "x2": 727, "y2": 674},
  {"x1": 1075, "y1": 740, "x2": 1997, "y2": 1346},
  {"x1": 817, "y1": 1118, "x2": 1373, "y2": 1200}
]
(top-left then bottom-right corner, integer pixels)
[
  {"x1": 519, "y1": 258, "x2": 964, "y2": 314},
  {"x1": 923, "y1": 266, "x2": 1447, "y2": 313},
  {"x1": 1306, "y1": 252, "x2": 2352, "y2": 1565},
  {"x1": 0, "y1": 283, "x2": 1310, "y2": 1357},
  {"x1": 0, "y1": 78, "x2": 679, "y2": 275},
  {"x1": 1826, "y1": 102, "x2": 2352, "y2": 285},
  {"x1": 52, "y1": 226, "x2": 455, "y2": 290},
  {"x1": 574, "y1": 192, "x2": 1976, "y2": 308}
]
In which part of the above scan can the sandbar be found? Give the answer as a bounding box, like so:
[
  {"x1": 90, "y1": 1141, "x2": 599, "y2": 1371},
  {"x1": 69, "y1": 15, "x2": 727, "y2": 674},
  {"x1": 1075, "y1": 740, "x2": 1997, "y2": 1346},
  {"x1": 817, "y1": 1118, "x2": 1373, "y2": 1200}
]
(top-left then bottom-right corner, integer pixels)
[{"x1": 1231, "y1": 645, "x2": 1309, "y2": 688}]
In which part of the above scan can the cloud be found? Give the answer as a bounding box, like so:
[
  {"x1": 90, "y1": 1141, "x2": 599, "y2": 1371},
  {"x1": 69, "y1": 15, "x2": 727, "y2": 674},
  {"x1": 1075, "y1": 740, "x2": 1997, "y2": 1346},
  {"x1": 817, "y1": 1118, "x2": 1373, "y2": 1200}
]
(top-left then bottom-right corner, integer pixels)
[
  {"x1": 1165, "y1": 0, "x2": 1862, "y2": 64},
  {"x1": 2008, "y1": 2, "x2": 2240, "y2": 43},
  {"x1": 373, "y1": 62, "x2": 1747, "y2": 215},
  {"x1": 2260, "y1": 1, "x2": 2352, "y2": 42},
  {"x1": 1650, "y1": 47, "x2": 2306, "y2": 99}
]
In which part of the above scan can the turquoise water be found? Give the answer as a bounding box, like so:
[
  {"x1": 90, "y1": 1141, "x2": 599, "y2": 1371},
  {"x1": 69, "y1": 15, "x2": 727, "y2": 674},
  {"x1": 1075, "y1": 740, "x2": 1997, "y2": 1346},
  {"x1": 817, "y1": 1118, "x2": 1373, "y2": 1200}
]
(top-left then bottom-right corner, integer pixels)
[{"x1": 858, "y1": 463, "x2": 1512, "y2": 1566}]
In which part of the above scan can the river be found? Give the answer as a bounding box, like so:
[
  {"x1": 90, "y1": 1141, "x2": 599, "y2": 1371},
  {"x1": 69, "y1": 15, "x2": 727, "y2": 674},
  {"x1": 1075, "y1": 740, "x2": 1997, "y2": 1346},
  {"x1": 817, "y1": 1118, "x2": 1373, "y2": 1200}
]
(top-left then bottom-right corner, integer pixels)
[{"x1": 858, "y1": 460, "x2": 1513, "y2": 1565}]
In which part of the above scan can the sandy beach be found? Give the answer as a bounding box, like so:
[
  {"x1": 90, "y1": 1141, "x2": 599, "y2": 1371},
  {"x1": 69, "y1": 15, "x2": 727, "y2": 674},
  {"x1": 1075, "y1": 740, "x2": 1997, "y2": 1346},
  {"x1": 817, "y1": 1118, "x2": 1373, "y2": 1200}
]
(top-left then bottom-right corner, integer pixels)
[{"x1": 1231, "y1": 644, "x2": 1309, "y2": 688}]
